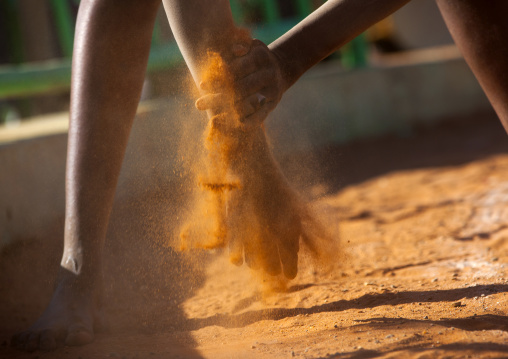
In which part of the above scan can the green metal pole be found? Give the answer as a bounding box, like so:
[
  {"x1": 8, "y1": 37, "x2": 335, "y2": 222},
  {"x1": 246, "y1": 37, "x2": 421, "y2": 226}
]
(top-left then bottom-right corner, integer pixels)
[
  {"x1": 295, "y1": 0, "x2": 313, "y2": 19},
  {"x1": 229, "y1": 0, "x2": 244, "y2": 24},
  {"x1": 0, "y1": 61, "x2": 72, "y2": 99},
  {"x1": 350, "y1": 33, "x2": 368, "y2": 68},
  {"x1": 49, "y1": 0, "x2": 75, "y2": 58},
  {"x1": 151, "y1": 17, "x2": 162, "y2": 48},
  {"x1": 341, "y1": 33, "x2": 368, "y2": 69},
  {"x1": 0, "y1": 1, "x2": 311, "y2": 100},
  {"x1": 2, "y1": 0, "x2": 25, "y2": 64},
  {"x1": 258, "y1": 0, "x2": 279, "y2": 24}
]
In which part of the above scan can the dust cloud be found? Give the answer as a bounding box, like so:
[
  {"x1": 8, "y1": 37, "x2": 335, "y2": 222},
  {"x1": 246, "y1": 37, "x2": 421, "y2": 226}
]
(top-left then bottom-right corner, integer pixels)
[{"x1": 175, "y1": 42, "x2": 342, "y2": 287}]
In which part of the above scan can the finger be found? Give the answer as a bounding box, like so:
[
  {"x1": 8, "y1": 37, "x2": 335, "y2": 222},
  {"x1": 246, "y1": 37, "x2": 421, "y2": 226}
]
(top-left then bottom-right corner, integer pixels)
[
  {"x1": 257, "y1": 93, "x2": 267, "y2": 106},
  {"x1": 16, "y1": 331, "x2": 30, "y2": 350},
  {"x1": 10, "y1": 332, "x2": 22, "y2": 349},
  {"x1": 39, "y1": 329, "x2": 58, "y2": 351},
  {"x1": 94, "y1": 310, "x2": 110, "y2": 333},
  {"x1": 244, "y1": 238, "x2": 260, "y2": 270},
  {"x1": 228, "y1": 56, "x2": 257, "y2": 80},
  {"x1": 260, "y1": 235, "x2": 282, "y2": 276},
  {"x1": 229, "y1": 236, "x2": 244, "y2": 266},
  {"x1": 240, "y1": 104, "x2": 272, "y2": 130},
  {"x1": 281, "y1": 250, "x2": 298, "y2": 279},
  {"x1": 279, "y1": 230, "x2": 300, "y2": 280},
  {"x1": 234, "y1": 69, "x2": 273, "y2": 100},
  {"x1": 232, "y1": 43, "x2": 249, "y2": 57},
  {"x1": 200, "y1": 79, "x2": 228, "y2": 94},
  {"x1": 235, "y1": 93, "x2": 266, "y2": 119},
  {"x1": 195, "y1": 93, "x2": 230, "y2": 112},
  {"x1": 25, "y1": 332, "x2": 39, "y2": 352},
  {"x1": 65, "y1": 323, "x2": 94, "y2": 346},
  {"x1": 229, "y1": 41, "x2": 271, "y2": 80}
]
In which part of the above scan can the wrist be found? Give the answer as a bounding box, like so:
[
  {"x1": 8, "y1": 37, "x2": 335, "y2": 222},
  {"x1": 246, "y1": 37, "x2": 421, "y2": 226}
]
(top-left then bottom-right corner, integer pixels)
[{"x1": 268, "y1": 43, "x2": 299, "y2": 93}]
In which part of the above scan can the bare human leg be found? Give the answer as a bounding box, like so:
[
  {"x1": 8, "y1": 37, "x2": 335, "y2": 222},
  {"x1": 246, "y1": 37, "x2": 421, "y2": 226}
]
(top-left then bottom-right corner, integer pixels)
[
  {"x1": 11, "y1": 0, "x2": 160, "y2": 351},
  {"x1": 436, "y1": 0, "x2": 508, "y2": 133}
]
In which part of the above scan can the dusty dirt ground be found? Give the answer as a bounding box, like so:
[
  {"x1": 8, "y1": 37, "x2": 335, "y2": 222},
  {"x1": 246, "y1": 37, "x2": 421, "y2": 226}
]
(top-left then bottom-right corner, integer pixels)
[{"x1": 2, "y1": 112, "x2": 508, "y2": 358}]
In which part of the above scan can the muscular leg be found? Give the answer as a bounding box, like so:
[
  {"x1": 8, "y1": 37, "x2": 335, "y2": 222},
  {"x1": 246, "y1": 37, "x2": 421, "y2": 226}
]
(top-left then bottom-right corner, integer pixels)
[
  {"x1": 12, "y1": 0, "x2": 159, "y2": 351},
  {"x1": 436, "y1": 0, "x2": 508, "y2": 132}
]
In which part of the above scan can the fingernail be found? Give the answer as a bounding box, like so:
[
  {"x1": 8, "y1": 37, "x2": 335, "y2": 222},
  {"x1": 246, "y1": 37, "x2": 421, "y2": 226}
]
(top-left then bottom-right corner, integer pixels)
[
  {"x1": 256, "y1": 93, "x2": 267, "y2": 106},
  {"x1": 232, "y1": 43, "x2": 249, "y2": 57},
  {"x1": 195, "y1": 99, "x2": 203, "y2": 110},
  {"x1": 199, "y1": 81, "x2": 209, "y2": 91}
]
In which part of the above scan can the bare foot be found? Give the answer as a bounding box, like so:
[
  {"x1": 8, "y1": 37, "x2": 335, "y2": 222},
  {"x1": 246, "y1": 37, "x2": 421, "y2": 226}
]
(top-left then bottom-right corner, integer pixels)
[{"x1": 11, "y1": 270, "x2": 103, "y2": 351}]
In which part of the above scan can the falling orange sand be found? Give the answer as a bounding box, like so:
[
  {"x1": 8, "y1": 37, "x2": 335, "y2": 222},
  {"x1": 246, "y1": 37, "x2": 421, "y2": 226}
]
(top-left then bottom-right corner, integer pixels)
[{"x1": 179, "y1": 35, "x2": 341, "y2": 282}]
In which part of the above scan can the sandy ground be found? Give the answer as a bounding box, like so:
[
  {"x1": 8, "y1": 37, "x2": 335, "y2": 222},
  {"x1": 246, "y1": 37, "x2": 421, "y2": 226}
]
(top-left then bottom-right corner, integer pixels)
[{"x1": 2, "y1": 112, "x2": 508, "y2": 358}]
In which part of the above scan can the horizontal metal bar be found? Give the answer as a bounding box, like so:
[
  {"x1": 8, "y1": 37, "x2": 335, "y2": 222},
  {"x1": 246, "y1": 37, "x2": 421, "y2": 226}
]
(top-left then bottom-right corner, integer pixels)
[
  {"x1": 0, "y1": 19, "x2": 306, "y2": 99},
  {"x1": 0, "y1": 60, "x2": 72, "y2": 98}
]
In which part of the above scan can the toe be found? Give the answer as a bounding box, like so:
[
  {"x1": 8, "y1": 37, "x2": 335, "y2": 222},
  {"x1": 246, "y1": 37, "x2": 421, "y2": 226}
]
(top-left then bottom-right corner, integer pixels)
[
  {"x1": 65, "y1": 323, "x2": 94, "y2": 346},
  {"x1": 10, "y1": 332, "x2": 23, "y2": 349},
  {"x1": 39, "y1": 329, "x2": 58, "y2": 351},
  {"x1": 15, "y1": 331, "x2": 30, "y2": 351},
  {"x1": 94, "y1": 311, "x2": 110, "y2": 333},
  {"x1": 25, "y1": 332, "x2": 39, "y2": 352}
]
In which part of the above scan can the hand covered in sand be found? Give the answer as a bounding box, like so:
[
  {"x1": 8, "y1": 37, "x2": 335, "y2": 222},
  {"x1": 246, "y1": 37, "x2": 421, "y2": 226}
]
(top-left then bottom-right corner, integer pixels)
[
  {"x1": 182, "y1": 39, "x2": 337, "y2": 281},
  {"x1": 196, "y1": 39, "x2": 286, "y2": 127}
]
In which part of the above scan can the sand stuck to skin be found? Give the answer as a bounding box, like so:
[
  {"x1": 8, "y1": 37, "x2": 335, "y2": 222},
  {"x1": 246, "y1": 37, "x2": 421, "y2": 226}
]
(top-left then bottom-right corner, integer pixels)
[{"x1": 178, "y1": 48, "x2": 340, "y2": 282}]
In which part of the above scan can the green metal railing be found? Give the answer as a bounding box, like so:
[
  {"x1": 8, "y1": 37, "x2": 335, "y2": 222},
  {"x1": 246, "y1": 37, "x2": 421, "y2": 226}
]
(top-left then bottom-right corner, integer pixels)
[
  {"x1": 49, "y1": 0, "x2": 75, "y2": 58},
  {"x1": 0, "y1": 0, "x2": 368, "y2": 100}
]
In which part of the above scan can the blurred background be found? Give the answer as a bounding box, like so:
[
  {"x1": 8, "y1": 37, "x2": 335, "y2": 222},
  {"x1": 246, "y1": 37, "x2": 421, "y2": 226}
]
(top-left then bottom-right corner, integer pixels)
[
  {"x1": 0, "y1": 0, "x2": 494, "y2": 249},
  {"x1": 0, "y1": 0, "x2": 455, "y2": 123},
  {"x1": 4, "y1": 3, "x2": 508, "y2": 356}
]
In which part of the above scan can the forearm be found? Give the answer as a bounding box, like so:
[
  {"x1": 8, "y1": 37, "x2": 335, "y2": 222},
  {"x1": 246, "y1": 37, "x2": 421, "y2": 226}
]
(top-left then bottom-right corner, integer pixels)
[
  {"x1": 269, "y1": 0, "x2": 410, "y2": 90},
  {"x1": 162, "y1": 0, "x2": 238, "y2": 85}
]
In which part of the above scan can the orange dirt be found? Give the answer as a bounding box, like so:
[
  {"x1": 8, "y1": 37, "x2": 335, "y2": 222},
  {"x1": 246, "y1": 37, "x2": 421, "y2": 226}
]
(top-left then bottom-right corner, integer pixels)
[{"x1": 2, "y1": 112, "x2": 508, "y2": 358}]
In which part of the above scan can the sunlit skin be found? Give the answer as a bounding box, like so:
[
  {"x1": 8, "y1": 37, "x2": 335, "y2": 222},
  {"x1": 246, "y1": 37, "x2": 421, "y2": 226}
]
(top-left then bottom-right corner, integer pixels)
[
  {"x1": 11, "y1": 0, "x2": 242, "y2": 351},
  {"x1": 12, "y1": 0, "x2": 161, "y2": 351},
  {"x1": 12, "y1": 0, "x2": 508, "y2": 352},
  {"x1": 199, "y1": 0, "x2": 508, "y2": 134}
]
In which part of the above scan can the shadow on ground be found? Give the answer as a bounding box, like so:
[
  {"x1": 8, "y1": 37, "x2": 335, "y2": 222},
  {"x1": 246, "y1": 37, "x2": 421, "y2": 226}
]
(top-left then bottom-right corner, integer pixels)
[
  {"x1": 187, "y1": 284, "x2": 508, "y2": 330},
  {"x1": 281, "y1": 111, "x2": 508, "y2": 196},
  {"x1": 331, "y1": 342, "x2": 508, "y2": 359},
  {"x1": 0, "y1": 180, "x2": 208, "y2": 357}
]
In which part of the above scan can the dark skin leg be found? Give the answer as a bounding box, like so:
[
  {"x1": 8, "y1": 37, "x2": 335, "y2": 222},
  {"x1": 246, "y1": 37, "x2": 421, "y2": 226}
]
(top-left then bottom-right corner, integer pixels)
[
  {"x1": 13, "y1": 0, "x2": 245, "y2": 351},
  {"x1": 436, "y1": 0, "x2": 508, "y2": 132},
  {"x1": 12, "y1": 0, "x2": 160, "y2": 351}
]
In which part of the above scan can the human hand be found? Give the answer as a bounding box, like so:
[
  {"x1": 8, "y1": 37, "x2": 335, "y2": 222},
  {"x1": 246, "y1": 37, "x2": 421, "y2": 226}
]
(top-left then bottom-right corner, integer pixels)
[
  {"x1": 191, "y1": 37, "x2": 302, "y2": 280},
  {"x1": 196, "y1": 39, "x2": 286, "y2": 128}
]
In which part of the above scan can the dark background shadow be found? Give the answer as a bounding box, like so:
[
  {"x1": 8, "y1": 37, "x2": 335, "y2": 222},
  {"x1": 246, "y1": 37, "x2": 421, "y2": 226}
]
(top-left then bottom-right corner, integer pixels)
[
  {"x1": 281, "y1": 111, "x2": 508, "y2": 195},
  {"x1": 0, "y1": 110, "x2": 208, "y2": 357},
  {"x1": 186, "y1": 284, "x2": 508, "y2": 330}
]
